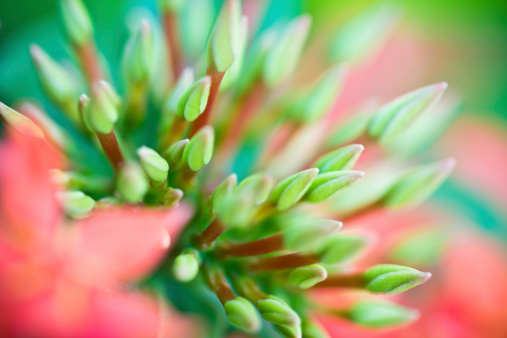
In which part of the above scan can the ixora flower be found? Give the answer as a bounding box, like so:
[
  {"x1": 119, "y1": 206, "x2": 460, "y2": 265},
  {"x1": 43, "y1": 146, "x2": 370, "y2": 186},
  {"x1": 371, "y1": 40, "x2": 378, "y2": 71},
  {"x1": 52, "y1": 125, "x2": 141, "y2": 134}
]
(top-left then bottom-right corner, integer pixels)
[{"x1": 0, "y1": 0, "x2": 456, "y2": 337}]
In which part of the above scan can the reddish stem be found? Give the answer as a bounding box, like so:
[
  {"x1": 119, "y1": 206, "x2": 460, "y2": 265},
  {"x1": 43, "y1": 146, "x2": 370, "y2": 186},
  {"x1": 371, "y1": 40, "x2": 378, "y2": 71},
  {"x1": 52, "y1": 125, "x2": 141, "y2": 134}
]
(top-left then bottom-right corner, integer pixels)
[
  {"x1": 190, "y1": 67, "x2": 224, "y2": 137},
  {"x1": 249, "y1": 253, "x2": 320, "y2": 272},
  {"x1": 75, "y1": 41, "x2": 104, "y2": 85},
  {"x1": 162, "y1": 11, "x2": 183, "y2": 77},
  {"x1": 215, "y1": 234, "x2": 284, "y2": 258},
  {"x1": 194, "y1": 219, "x2": 226, "y2": 250},
  {"x1": 204, "y1": 265, "x2": 236, "y2": 304},
  {"x1": 314, "y1": 274, "x2": 366, "y2": 288},
  {"x1": 96, "y1": 130, "x2": 124, "y2": 170}
]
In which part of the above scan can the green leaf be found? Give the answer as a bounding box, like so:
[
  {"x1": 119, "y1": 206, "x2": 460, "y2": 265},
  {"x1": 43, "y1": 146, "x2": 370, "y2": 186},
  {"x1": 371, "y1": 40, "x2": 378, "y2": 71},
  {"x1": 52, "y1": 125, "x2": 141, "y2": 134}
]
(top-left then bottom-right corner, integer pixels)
[
  {"x1": 304, "y1": 170, "x2": 364, "y2": 203},
  {"x1": 270, "y1": 168, "x2": 319, "y2": 210},
  {"x1": 368, "y1": 82, "x2": 448, "y2": 143}
]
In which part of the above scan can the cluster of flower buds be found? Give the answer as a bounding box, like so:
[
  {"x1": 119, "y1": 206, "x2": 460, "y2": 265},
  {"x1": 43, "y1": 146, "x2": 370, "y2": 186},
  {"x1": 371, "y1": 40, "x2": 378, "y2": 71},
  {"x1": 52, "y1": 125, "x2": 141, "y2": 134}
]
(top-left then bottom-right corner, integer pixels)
[{"x1": 0, "y1": 0, "x2": 456, "y2": 336}]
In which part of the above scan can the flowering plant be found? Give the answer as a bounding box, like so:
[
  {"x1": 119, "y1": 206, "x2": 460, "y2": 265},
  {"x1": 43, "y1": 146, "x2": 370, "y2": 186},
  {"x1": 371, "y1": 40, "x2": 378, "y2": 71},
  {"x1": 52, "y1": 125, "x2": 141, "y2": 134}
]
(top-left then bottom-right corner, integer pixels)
[{"x1": 0, "y1": 0, "x2": 456, "y2": 337}]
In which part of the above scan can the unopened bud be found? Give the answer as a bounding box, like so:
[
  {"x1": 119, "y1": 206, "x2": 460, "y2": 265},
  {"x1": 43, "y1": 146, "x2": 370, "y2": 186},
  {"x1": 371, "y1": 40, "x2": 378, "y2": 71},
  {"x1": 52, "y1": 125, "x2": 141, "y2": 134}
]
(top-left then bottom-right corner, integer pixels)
[
  {"x1": 363, "y1": 264, "x2": 431, "y2": 294},
  {"x1": 173, "y1": 250, "x2": 200, "y2": 282},
  {"x1": 183, "y1": 126, "x2": 214, "y2": 171},
  {"x1": 116, "y1": 163, "x2": 149, "y2": 203},
  {"x1": 346, "y1": 301, "x2": 419, "y2": 328},
  {"x1": 289, "y1": 264, "x2": 328, "y2": 289},
  {"x1": 224, "y1": 297, "x2": 261, "y2": 332},
  {"x1": 57, "y1": 190, "x2": 95, "y2": 218},
  {"x1": 304, "y1": 170, "x2": 364, "y2": 203},
  {"x1": 59, "y1": 0, "x2": 93, "y2": 46},
  {"x1": 270, "y1": 168, "x2": 319, "y2": 211},
  {"x1": 318, "y1": 234, "x2": 369, "y2": 264},
  {"x1": 87, "y1": 81, "x2": 119, "y2": 134},
  {"x1": 176, "y1": 76, "x2": 211, "y2": 122},
  {"x1": 0, "y1": 102, "x2": 44, "y2": 138},
  {"x1": 257, "y1": 296, "x2": 301, "y2": 326},
  {"x1": 237, "y1": 173, "x2": 274, "y2": 205},
  {"x1": 313, "y1": 144, "x2": 364, "y2": 173},
  {"x1": 137, "y1": 146, "x2": 169, "y2": 183}
]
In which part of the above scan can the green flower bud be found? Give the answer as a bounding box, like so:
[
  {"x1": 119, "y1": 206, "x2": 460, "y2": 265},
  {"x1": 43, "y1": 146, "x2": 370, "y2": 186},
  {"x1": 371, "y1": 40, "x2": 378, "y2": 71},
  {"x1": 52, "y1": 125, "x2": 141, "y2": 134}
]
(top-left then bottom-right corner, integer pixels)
[
  {"x1": 346, "y1": 301, "x2": 419, "y2": 328},
  {"x1": 0, "y1": 102, "x2": 44, "y2": 138},
  {"x1": 163, "y1": 67, "x2": 194, "y2": 116},
  {"x1": 20, "y1": 103, "x2": 70, "y2": 150},
  {"x1": 137, "y1": 146, "x2": 169, "y2": 183},
  {"x1": 56, "y1": 190, "x2": 95, "y2": 218},
  {"x1": 363, "y1": 264, "x2": 431, "y2": 294},
  {"x1": 325, "y1": 107, "x2": 374, "y2": 147},
  {"x1": 29, "y1": 45, "x2": 79, "y2": 113},
  {"x1": 301, "y1": 319, "x2": 329, "y2": 338},
  {"x1": 206, "y1": 0, "x2": 242, "y2": 72},
  {"x1": 183, "y1": 126, "x2": 214, "y2": 171},
  {"x1": 383, "y1": 158, "x2": 455, "y2": 209},
  {"x1": 289, "y1": 64, "x2": 348, "y2": 123},
  {"x1": 289, "y1": 264, "x2": 328, "y2": 289},
  {"x1": 221, "y1": 16, "x2": 248, "y2": 90},
  {"x1": 159, "y1": 187, "x2": 183, "y2": 208},
  {"x1": 122, "y1": 19, "x2": 154, "y2": 84},
  {"x1": 172, "y1": 251, "x2": 200, "y2": 282},
  {"x1": 304, "y1": 170, "x2": 364, "y2": 203},
  {"x1": 284, "y1": 219, "x2": 342, "y2": 253},
  {"x1": 257, "y1": 296, "x2": 301, "y2": 326},
  {"x1": 224, "y1": 297, "x2": 261, "y2": 332},
  {"x1": 116, "y1": 163, "x2": 149, "y2": 203},
  {"x1": 270, "y1": 168, "x2": 319, "y2": 211},
  {"x1": 211, "y1": 174, "x2": 238, "y2": 209},
  {"x1": 87, "y1": 81, "x2": 119, "y2": 134},
  {"x1": 176, "y1": 76, "x2": 211, "y2": 122},
  {"x1": 318, "y1": 234, "x2": 369, "y2": 264},
  {"x1": 368, "y1": 82, "x2": 448, "y2": 143},
  {"x1": 237, "y1": 173, "x2": 274, "y2": 205},
  {"x1": 330, "y1": 3, "x2": 400, "y2": 63},
  {"x1": 273, "y1": 324, "x2": 302, "y2": 338},
  {"x1": 263, "y1": 15, "x2": 312, "y2": 87},
  {"x1": 163, "y1": 139, "x2": 189, "y2": 167},
  {"x1": 158, "y1": 0, "x2": 184, "y2": 12},
  {"x1": 313, "y1": 144, "x2": 364, "y2": 173},
  {"x1": 59, "y1": 0, "x2": 93, "y2": 46}
]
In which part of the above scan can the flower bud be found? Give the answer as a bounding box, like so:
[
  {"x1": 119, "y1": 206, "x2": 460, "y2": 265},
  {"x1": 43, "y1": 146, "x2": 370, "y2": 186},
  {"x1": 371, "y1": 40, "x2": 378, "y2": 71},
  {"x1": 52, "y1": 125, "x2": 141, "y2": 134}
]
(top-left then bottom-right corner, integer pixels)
[
  {"x1": 56, "y1": 190, "x2": 95, "y2": 218},
  {"x1": 176, "y1": 76, "x2": 211, "y2": 122},
  {"x1": 0, "y1": 102, "x2": 44, "y2": 138},
  {"x1": 289, "y1": 64, "x2": 348, "y2": 123},
  {"x1": 270, "y1": 168, "x2": 319, "y2": 210},
  {"x1": 257, "y1": 296, "x2": 301, "y2": 326},
  {"x1": 20, "y1": 103, "x2": 70, "y2": 149},
  {"x1": 383, "y1": 158, "x2": 455, "y2": 209},
  {"x1": 87, "y1": 81, "x2": 119, "y2": 134},
  {"x1": 183, "y1": 126, "x2": 214, "y2": 171},
  {"x1": 289, "y1": 264, "x2": 328, "y2": 289},
  {"x1": 284, "y1": 219, "x2": 342, "y2": 253},
  {"x1": 318, "y1": 234, "x2": 369, "y2": 264},
  {"x1": 363, "y1": 264, "x2": 431, "y2": 294},
  {"x1": 263, "y1": 15, "x2": 312, "y2": 87},
  {"x1": 313, "y1": 144, "x2": 364, "y2": 173},
  {"x1": 137, "y1": 146, "x2": 169, "y2": 183},
  {"x1": 224, "y1": 297, "x2": 261, "y2": 332},
  {"x1": 122, "y1": 19, "x2": 154, "y2": 84},
  {"x1": 211, "y1": 174, "x2": 238, "y2": 209},
  {"x1": 163, "y1": 139, "x2": 189, "y2": 167},
  {"x1": 59, "y1": 0, "x2": 93, "y2": 46},
  {"x1": 159, "y1": 187, "x2": 183, "y2": 208},
  {"x1": 220, "y1": 16, "x2": 248, "y2": 90},
  {"x1": 274, "y1": 324, "x2": 302, "y2": 338},
  {"x1": 301, "y1": 319, "x2": 329, "y2": 338},
  {"x1": 368, "y1": 82, "x2": 448, "y2": 143},
  {"x1": 346, "y1": 301, "x2": 419, "y2": 328},
  {"x1": 116, "y1": 163, "x2": 149, "y2": 203},
  {"x1": 172, "y1": 251, "x2": 200, "y2": 282},
  {"x1": 158, "y1": 0, "x2": 184, "y2": 12},
  {"x1": 206, "y1": 0, "x2": 242, "y2": 72},
  {"x1": 236, "y1": 173, "x2": 274, "y2": 205},
  {"x1": 304, "y1": 170, "x2": 364, "y2": 203},
  {"x1": 29, "y1": 45, "x2": 79, "y2": 115}
]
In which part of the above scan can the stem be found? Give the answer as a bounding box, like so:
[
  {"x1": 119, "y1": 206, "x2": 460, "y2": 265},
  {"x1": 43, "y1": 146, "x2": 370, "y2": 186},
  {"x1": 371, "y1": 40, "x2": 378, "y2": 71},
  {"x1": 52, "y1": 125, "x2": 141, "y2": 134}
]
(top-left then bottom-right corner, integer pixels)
[
  {"x1": 75, "y1": 41, "x2": 104, "y2": 85},
  {"x1": 162, "y1": 11, "x2": 183, "y2": 78},
  {"x1": 204, "y1": 265, "x2": 236, "y2": 304},
  {"x1": 249, "y1": 253, "x2": 320, "y2": 272},
  {"x1": 194, "y1": 219, "x2": 226, "y2": 250},
  {"x1": 215, "y1": 234, "x2": 284, "y2": 258},
  {"x1": 314, "y1": 274, "x2": 365, "y2": 288},
  {"x1": 189, "y1": 67, "x2": 224, "y2": 137},
  {"x1": 233, "y1": 276, "x2": 266, "y2": 302},
  {"x1": 96, "y1": 130, "x2": 125, "y2": 171},
  {"x1": 159, "y1": 115, "x2": 188, "y2": 150}
]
